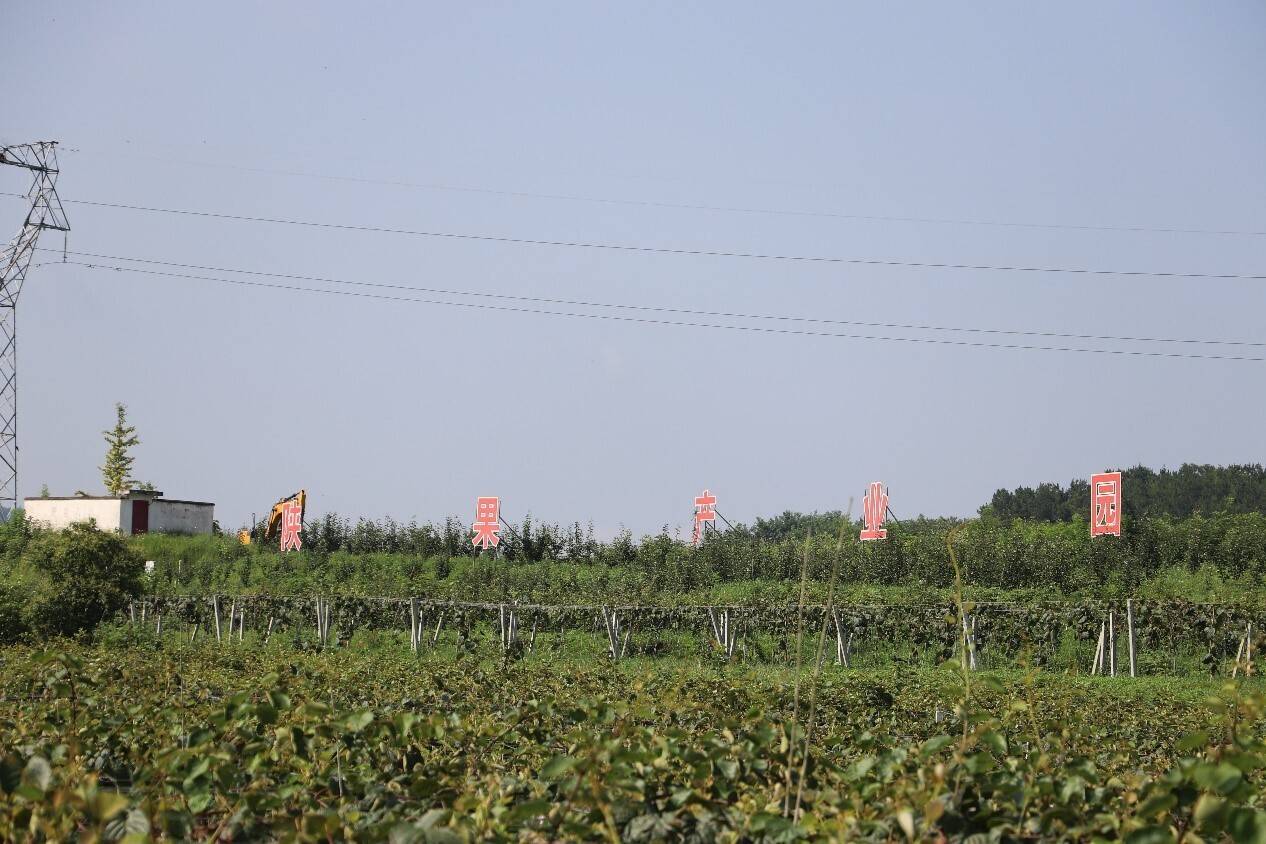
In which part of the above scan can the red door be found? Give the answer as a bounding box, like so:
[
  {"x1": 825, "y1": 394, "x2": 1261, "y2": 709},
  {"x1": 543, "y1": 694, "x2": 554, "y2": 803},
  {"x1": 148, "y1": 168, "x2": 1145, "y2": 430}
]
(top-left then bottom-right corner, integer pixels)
[{"x1": 131, "y1": 500, "x2": 149, "y2": 535}]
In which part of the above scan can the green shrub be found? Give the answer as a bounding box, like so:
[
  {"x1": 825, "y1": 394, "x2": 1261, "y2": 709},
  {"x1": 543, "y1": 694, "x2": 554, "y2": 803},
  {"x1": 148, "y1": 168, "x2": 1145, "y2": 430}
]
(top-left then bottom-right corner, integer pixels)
[
  {"x1": 22, "y1": 522, "x2": 143, "y2": 637},
  {"x1": 0, "y1": 509, "x2": 33, "y2": 567},
  {"x1": 0, "y1": 582, "x2": 29, "y2": 643}
]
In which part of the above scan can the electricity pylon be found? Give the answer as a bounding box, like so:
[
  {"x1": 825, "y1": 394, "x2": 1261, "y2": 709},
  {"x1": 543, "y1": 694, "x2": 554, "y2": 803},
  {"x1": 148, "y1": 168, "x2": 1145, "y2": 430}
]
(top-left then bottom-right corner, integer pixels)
[{"x1": 0, "y1": 141, "x2": 69, "y2": 515}]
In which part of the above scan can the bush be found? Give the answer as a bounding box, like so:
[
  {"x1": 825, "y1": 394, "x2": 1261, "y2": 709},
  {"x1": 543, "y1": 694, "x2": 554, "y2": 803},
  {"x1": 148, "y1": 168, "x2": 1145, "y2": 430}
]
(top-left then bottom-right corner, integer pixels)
[
  {"x1": 0, "y1": 582, "x2": 29, "y2": 643},
  {"x1": 22, "y1": 522, "x2": 144, "y2": 637},
  {"x1": 0, "y1": 509, "x2": 33, "y2": 567}
]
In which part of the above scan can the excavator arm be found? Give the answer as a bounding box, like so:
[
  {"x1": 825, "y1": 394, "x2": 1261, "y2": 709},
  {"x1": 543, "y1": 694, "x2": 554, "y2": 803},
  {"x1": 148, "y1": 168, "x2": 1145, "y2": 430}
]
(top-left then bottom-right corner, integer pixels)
[
  {"x1": 238, "y1": 489, "x2": 305, "y2": 545},
  {"x1": 263, "y1": 489, "x2": 306, "y2": 542}
]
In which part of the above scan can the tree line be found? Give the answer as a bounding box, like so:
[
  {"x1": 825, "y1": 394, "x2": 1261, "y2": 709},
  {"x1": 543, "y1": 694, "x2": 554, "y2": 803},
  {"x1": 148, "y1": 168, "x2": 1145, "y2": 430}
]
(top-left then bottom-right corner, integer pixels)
[
  {"x1": 983, "y1": 463, "x2": 1266, "y2": 523},
  {"x1": 128, "y1": 508, "x2": 1266, "y2": 602},
  {"x1": 4, "y1": 504, "x2": 1266, "y2": 645}
]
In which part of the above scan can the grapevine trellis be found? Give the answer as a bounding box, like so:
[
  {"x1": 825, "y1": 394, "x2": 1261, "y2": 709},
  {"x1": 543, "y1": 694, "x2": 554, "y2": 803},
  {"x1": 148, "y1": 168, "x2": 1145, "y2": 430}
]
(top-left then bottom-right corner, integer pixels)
[{"x1": 125, "y1": 596, "x2": 1264, "y2": 676}]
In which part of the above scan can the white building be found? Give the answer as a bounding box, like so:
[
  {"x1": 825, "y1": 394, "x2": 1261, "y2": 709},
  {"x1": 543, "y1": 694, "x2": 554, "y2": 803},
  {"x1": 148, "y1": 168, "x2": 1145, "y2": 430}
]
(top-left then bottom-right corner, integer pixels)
[{"x1": 23, "y1": 490, "x2": 214, "y2": 535}]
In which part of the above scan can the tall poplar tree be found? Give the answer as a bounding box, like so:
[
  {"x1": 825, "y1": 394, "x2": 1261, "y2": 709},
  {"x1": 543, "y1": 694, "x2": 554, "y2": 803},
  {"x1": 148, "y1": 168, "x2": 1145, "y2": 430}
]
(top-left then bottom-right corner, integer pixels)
[{"x1": 101, "y1": 403, "x2": 140, "y2": 496}]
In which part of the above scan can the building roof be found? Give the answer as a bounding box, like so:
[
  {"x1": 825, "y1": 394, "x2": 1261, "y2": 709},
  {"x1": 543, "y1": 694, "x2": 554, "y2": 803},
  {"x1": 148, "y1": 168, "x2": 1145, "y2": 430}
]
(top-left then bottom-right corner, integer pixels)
[{"x1": 23, "y1": 496, "x2": 214, "y2": 507}]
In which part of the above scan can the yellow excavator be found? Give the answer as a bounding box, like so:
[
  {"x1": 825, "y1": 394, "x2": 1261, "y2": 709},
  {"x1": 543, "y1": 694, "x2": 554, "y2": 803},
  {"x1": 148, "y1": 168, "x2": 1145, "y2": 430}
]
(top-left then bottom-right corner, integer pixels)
[{"x1": 238, "y1": 490, "x2": 306, "y2": 545}]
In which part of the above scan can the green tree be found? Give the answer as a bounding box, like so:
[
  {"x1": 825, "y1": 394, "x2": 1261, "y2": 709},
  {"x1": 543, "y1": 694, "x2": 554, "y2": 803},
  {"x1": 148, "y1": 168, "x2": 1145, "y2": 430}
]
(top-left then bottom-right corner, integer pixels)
[
  {"x1": 982, "y1": 463, "x2": 1266, "y2": 521},
  {"x1": 22, "y1": 521, "x2": 143, "y2": 637},
  {"x1": 100, "y1": 403, "x2": 140, "y2": 496}
]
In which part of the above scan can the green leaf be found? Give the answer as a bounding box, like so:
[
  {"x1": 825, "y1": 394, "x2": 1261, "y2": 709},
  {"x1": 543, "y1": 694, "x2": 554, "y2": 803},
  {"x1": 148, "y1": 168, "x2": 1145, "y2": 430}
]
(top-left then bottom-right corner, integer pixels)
[
  {"x1": 1222, "y1": 751, "x2": 1266, "y2": 773},
  {"x1": 920, "y1": 735, "x2": 954, "y2": 757},
  {"x1": 1136, "y1": 792, "x2": 1177, "y2": 819},
  {"x1": 1124, "y1": 826, "x2": 1174, "y2": 844},
  {"x1": 182, "y1": 756, "x2": 210, "y2": 791},
  {"x1": 540, "y1": 755, "x2": 576, "y2": 779},
  {"x1": 964, "y1": 752, "x2": 995, "y2": 774},
  {"x1": 1225, "y1": 808, "x2": 1266, "y2": 844},
  {"x1": 393, "y1": 712, "x2": 417, "y2": 738},
  {"x1": 104, "y1": 806, "x2": 150, "y2": 839},
  {"x1": 123, "y1": 808, "x2": 151, "y2": 836},
  {"x1": 1176, "y1": 731, "x2": 1210, "y2": 753},
  {"x1": 1194, "y1": 793, "x2": 1228, "y2": 828},
  {"x1": 344, "y1": 710, "x2": 374, "y2": 732},
  {"x1": 187, "y1": 787, "x2": 212, "y2": 814},
  {"x1": 14, "y1": 783, "x2": 44, "y2": 801},
  {"x1": 505, "y1": 798, "x2": 552, "y2": 824},
  {"x1": 627, "y1": 813, "x2": 676, "y2": 841},
  {"x1": 980, "y1": 730, "x2": 1008, "y2": 757},
  {"x1": 748, "y1": 813, "x2": 794, "y2": 834},
  {"x1": 1194, "y1": 762, "x2": 1242, "y2": 795},
  {"x1": 1058, "y1": 776, "x2": 1085, "y2": 804}
]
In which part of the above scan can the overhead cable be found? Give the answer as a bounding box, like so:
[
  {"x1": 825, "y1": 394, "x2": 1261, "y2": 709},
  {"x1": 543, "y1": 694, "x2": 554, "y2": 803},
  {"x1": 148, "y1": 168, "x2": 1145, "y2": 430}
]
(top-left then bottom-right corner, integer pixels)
[
  {"x1": 45, "y1": 259, "x2": 1266, "y2": 363},
  {"x1": 6, "y1": 191, "x2": 1263, "y2": 281},
  {"x1": 39, "y1": 247, "x2": 1266, "y2": 349}
]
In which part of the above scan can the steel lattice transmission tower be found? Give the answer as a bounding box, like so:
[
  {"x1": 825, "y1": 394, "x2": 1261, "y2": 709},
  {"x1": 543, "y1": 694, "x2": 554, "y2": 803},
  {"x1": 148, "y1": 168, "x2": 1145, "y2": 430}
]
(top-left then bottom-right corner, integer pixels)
[{"x1": 0, "y1": 141, "x2": 69, "y2": 515}]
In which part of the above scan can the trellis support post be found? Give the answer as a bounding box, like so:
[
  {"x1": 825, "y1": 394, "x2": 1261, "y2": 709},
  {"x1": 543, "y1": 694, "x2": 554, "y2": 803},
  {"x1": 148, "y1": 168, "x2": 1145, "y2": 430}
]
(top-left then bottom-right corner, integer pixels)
[{"x1": 1126, "y1": 599, "x2": 1137, "y2": 677}]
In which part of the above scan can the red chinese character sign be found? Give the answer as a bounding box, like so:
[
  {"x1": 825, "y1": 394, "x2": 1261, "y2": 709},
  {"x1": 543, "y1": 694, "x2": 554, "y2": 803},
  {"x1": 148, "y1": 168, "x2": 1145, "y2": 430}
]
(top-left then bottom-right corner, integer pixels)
[
  {"x1": 280, "y1": 500, "x2": 303, "y2": 552},
  {"x1": 472, "y1": 496, "x2": 502, "y2": 550},
  {"x1": 692, "y1": 489, "x2": 717, "y2": 547},
  {"x1": 1091, "y1": 472, "x2": 1122, "y2": 537},
  {"x1": 860, "y1": 481, "x2": 888, "y2": 541}
]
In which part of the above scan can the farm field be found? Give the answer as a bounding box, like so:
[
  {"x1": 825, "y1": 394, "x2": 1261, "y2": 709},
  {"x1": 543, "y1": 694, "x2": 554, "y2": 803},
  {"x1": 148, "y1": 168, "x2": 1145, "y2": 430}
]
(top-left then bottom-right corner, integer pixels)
[
  {"x1": 4, "y1": 509, "x2": 1266, "y2": 839},
  {"x1": 129, "y1": 510, "x2": 1266, "y2": 606},
  {"x1": 5, "y1": 0, "x2": 1265, "y2": 833},
  {"x1": 118, "y1": 514, "x2": 1266, "y2": 682},
  {"x1": 2, "y1": 639, "x2": 1265, "y2": 842}
]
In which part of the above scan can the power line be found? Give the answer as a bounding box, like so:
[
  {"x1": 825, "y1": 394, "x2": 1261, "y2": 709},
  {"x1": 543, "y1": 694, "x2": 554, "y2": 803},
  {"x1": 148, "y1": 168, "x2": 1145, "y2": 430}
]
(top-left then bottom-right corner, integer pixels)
[
  {"x1": 53, "y1": 146, "x2": 1266, "y2": 237},
  {"x1": 43, "y1": 259, "x2": 1266, "y2": 363},
  {"x1": 6, "y1": 191, "x2": 1263, "y2": 281},
  {"x1": 38, "y1": 247, "x2": 1266, "y2": 349}
]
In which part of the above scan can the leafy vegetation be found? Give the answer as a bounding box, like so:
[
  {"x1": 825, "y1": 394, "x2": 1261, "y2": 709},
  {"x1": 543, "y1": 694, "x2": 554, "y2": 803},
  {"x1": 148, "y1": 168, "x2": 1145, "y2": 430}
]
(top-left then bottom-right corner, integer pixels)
[
  {"x1": 3, "y1": 507, "x2": 1265, "y2": 840},
  {"x1": 0, "y1": 519, "x2": 143, "y2": 642},
  {"x1": 0, "y1": 639, "x2": 1263, "y2": 841},
  {"x1": 124, "y1": 509, "x2": 1266, "y2": 603}
]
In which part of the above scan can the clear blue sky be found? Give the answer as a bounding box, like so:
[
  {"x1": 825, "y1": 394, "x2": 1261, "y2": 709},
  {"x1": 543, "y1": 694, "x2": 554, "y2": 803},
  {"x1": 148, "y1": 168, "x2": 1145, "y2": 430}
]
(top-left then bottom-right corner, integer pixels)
[{"x1": 4, "y1": 3, "x2": 1264, "y2": 535}]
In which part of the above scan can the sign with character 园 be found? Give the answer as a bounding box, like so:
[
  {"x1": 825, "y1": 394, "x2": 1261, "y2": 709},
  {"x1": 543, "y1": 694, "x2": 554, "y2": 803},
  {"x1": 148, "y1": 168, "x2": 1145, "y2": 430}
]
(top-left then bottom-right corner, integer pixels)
[{"x1": 1091, "y1": 472, "x2": 1122, "y2": 537}]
